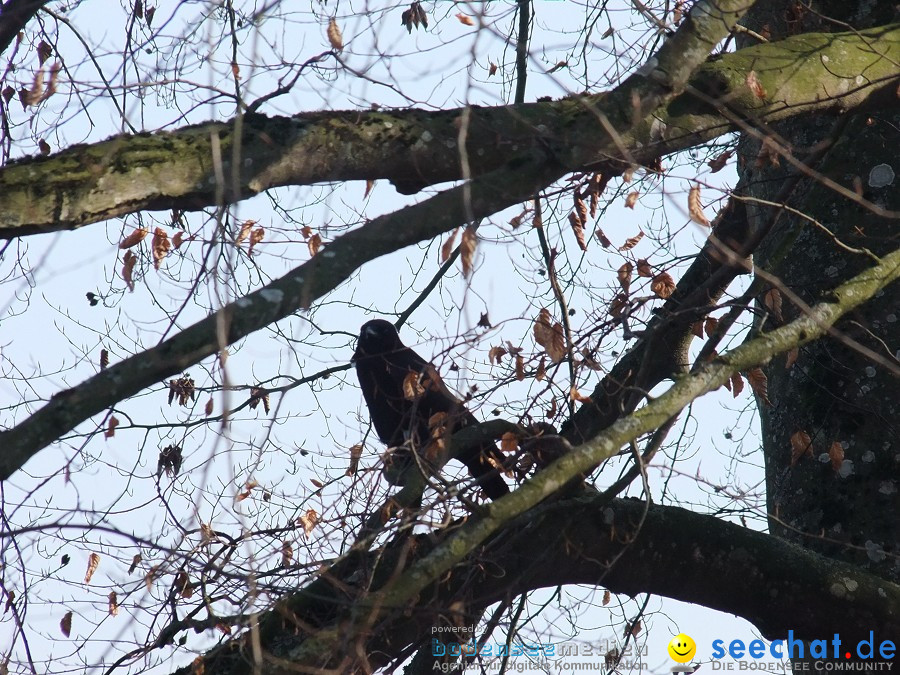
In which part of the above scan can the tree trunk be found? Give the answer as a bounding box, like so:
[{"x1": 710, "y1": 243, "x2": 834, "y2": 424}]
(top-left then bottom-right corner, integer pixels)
[{"x1": 740, "y1": 0, "x2": 900, "y2": 615}]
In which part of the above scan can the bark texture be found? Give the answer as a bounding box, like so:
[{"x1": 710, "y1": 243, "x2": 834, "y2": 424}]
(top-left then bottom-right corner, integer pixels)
[{"x1": 739, "y1": 0, "x2": 900, "y2": 585}]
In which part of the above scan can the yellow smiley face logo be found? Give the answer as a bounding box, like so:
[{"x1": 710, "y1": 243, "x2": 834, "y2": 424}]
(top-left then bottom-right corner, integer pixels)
[{"x1": 668, "y1": 634, "x2": 696, "y2": 663}]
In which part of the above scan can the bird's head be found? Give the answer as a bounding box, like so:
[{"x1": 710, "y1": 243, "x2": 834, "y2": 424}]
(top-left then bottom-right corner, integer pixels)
[{"x1": 355, "y1": 319, "x2": 403, "y2": 356}]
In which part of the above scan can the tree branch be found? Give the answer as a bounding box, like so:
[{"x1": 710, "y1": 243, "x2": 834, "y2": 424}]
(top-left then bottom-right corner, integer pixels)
[
  {"x1": 2, "y1": 24, "x2": 897, "y2": 238},
  {"x1": 176, "y1": 494, "x2": 900, "y2": 674},
  {"x1": 0, "y1": 0, "x2": 46, "y2": 55}
]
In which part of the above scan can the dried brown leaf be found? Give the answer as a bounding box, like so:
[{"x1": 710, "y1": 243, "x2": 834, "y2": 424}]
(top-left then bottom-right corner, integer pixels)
[
  {"x1": 38, "y1": 139, "x2": 51, "y2": 155},
  {"x1": 746, "y1": 367, "x2": 771, "y2": 405},
  {"x1": 650, "y1": 271, "x2": 676, "y2": 299},
  {"x1": 347, "y1": 443, "x2": 363, "y2": 476},
  {"x1": 441, "y1": 227, "x2": 459, "y2": 263},
  {"x1": 756, "y1": 138, "x2": 782, "y2": 168},
  {"x1": 730, "y1": 371, "x2": 744, "y2": 398},
  {"x1": 456, "y1": 12, "x2": 474, "y2": 26},
  {"x1": 570, "y1": 386, "x2": 592, "y2": 404},
  {"x1": 307, "y1": 232, "x2": 322, "y2": 257},
  {"x1": 547, "y1": 60, "x2": 568, "y2": 73},
  {"x1": 688, "y1": 185, "x2": 710, "y2": 226},
  {"x1": 100, "y1": 348, "x2": 109, "y2": 370},
  {"x1": 460, "y1": 225, "x2": 477, "y2": 277},
  {"x1": 618, "y1": 230, "x2": 644, "y2": 252},
  {"x1": 533, "y1": 309, "x2": 566, "y2": 363},
  {"x1": 37, "y1": 40, "x2": 53, "y2": 65},
  {"x1": 535, "y1": 356, "x2": 546, "y2": 382},
  {"x1": 704, "y1": 316, "x2": 718, "y2": 338},
  {"x1": 790, "y1": 430, "x2": 812, "y2": 466},
  {"x1": 708, "y1": 150, "x2": 732, "y2": 173},
  {"x1": 617, "y1": 261, "x2": 633, "y2": 294},
  {"x1": 174, "y1": 571, "x2": 193, "y2": 598},
  {"x1": 120, "y1": 227, "x2": 148, "y2": 249},
  {"x1": 636, "y1": 259, "x2": 653, "y2": 277},
  {"x1": 105, "y1": 416, "x2": 119, "y2": 439},
  {"x1": 327, "y1": 17, "x2": 343, "y2": 50},
  {"x1": 745, "y1": 70, "x2": 767, "y2": 99},
  {"x1": 364, "y1": 179, "x2": 375, "y2": 199},
  {"x1": 151, "y1": 227, "x2": 170, "y2": 270},
  {"x1": 514, "y1": 354, "x2": 525, "y2": 381},
  {"x1": 60, "y1": 611, "x2": 72, "y2": 637},
  {"x1": 568, "y1": 211, "x2": 587, "y2": 251},
  {"x1": 595, "y1": 228, "x2": 612, "y2": 248},
  {"x1": 624, "y1": 191, "x2": 639, "y2": 209},
  {"x1": 402, "y1": 371, "x2": 425, "y2": 400},
  {"x1": 84, "y1": 553, "x2": 100, "y2": 584},
  {"x1": 299, "y1": 509, "x2": 318, "y2": 537},
  {"x1": 500, "y1": 432, "x2": 518, "y2": 454},
  {"x1": 829, "y1": 441, "x2": 844, "y2": 472},
  {"x1": 43, "y1": 61, "x2": 57, "y2": 99},
  {"x1": 545, "y1": 397, "x2": 558, "y2": 420},
  {"x1": 235, "y1": 220, "x2": 254, "y2": 245},
  {"x1": 145, "y1": 566, "x2": 161, "y2": 592},
  {"x1": 691, "y1": 320, "x2": 704, "y2": 339},
  {"x1": 128, "y1": 554, "x2": 142, "y2": 574},
  {"x1": 763, "y1": 288, "x2": 783, "y2": 324},
  {"x1": 24, "y1": 69, "x2": 44, "y2": 106},
  {"x1": 108, "y1": 592, "x2": 118, "y2": 617},
  {"x1": 488, "y1": 345, "x2": 507, "y2": 365},
  {"x1": 574, "y1": 196, "x2": 588, "y2": 226},
  {"x1": 608, "y1": 293, "x2": 627, "y2": 318},
  {"x1": 785, "y1": 347, "x2": 799, "y2": 370},
  {"x1": 248, "y1": 227, "x2": 265, "y2": 254},
  {"x1": 281, "y1": 540, "x2": 294, "y2": 566}
]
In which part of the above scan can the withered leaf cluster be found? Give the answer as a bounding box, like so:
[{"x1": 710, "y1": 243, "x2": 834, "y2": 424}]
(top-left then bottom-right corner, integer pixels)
[
  {"x1": 534, "y1": 309, "x2": 566, "y2": 363},
  {"x1": 401, "y1": 2, "x2": 428, "y2": 33},
  {"x1": 157, "y1": 444, "x2": 183, "y2": 477},
  {"x1": 248, "y1": 387, "x2": 271, "y2": 414},
  {"x1": 167, "y1": 375, "x2": 195, "y2": 406}
]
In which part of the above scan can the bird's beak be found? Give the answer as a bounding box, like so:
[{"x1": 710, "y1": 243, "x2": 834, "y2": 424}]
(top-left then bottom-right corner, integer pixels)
[{"x1": 363, "y1": 325, "x2": 379, "y2": 338}]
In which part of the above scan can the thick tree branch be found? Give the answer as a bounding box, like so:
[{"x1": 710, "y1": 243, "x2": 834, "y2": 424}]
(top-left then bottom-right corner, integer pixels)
[
  {"x1": 176, "y1": 495, "x2": 900, "y2": 674},
  {"x1": 0, "y1": 0, "x2": 46, "y2": 54},
  {"x1": 1, "y1": 23, "x2": 897, "y2": 238}
]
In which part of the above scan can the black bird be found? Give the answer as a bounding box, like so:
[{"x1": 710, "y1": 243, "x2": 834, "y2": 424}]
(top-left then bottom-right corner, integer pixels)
[{"x1": 352, "y1": 319, "x2": 509, "y2": 500}]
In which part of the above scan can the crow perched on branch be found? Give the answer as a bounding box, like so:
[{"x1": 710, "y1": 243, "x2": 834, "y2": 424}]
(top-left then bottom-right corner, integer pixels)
[{"x1": 352, "y1": 319, "x2": 509, "y2": 500}]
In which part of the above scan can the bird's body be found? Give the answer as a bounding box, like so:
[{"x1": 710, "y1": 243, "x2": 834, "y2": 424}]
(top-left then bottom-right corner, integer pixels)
[{"x1": 352, "y1": 319, "x2": 509, "y2": 500}]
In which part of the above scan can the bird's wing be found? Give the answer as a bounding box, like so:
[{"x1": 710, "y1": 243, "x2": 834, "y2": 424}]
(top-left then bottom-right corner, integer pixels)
[{"x1": 354, "y1": 352, "x2": 409, "y2": 446}]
